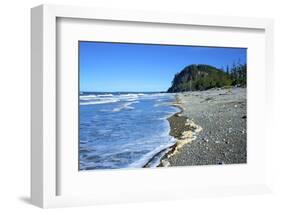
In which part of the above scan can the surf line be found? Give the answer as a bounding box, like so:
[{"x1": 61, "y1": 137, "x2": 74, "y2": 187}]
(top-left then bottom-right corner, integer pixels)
[{"x1": 143, "y1": 94, "x2": 203, "y2": 168}]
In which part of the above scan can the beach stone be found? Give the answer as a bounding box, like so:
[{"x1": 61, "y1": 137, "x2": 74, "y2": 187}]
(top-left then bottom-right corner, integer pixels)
[
  {"x1": 218, "y1": 161, "x2": 225, "y2": 165},
  {"x1": 161, "y1": 87, "x2": 246, "y2": 168},
  {"x1": 161, "y1": 160, "x2": 170, "y2": 167}
]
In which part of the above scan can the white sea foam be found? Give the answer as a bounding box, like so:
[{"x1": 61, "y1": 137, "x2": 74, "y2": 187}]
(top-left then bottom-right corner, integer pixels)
[
  {"x1": 147, "y1": 148, "x2": 172, "y2": 168},
  {"x1": 80, "y1": 99, "x2": 119, "y2": 105},
  {"x1": 125, "y1": 98, "x2": 138, "y2": 102},
  {"x1": 127, "y1": 141, "x2": 175, "y2": 168},
  {"x1": 112, "y1": 101, "x2": 139, "y2": 112},
  {"x1": 80, "y1": 95, "x2": 98, "y2": 100},
  {"x1": 97, "y1": 94, "x2": 114, "y2": 97},
  {"x1": 80, "y1": 93, "x2": 144, "y2": 105},
  {"x1": 119, "y1": 94, "x2": 140, "y2": 98}
]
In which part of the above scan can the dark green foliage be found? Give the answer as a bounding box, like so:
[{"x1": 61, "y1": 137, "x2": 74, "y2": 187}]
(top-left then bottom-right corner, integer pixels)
[
  {"x1": 167, "y1": 63, "x2": 246, "y2": 92},
  {"x1": 230, "y1": 63, "x2": 247, "y2": 86}
]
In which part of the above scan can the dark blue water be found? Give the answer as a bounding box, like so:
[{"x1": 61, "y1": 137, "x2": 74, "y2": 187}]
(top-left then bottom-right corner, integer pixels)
[{"x1": 79, "y1": 92, "x2": 179, "y2": 170}]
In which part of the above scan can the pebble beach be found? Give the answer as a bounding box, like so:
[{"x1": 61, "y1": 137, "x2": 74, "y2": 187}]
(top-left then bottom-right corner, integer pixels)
[{"x1": 160, "y1": 87, "x2": 247, "y2": 167}]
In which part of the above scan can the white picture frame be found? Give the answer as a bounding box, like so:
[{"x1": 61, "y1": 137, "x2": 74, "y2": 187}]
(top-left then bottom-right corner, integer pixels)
[{"x1": 31, "y1": 4, "x2": 274, "y2": 208}]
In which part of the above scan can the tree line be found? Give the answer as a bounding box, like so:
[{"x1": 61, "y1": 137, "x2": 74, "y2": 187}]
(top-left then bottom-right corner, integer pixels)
[{"x1": 167, "y1": 62, "x2": 247, "y2": 92}]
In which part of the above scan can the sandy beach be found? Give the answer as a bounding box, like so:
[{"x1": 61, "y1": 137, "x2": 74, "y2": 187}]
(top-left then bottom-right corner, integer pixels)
[{"x1": 160, "y1": 87, "x2": 247, "y2": 167}]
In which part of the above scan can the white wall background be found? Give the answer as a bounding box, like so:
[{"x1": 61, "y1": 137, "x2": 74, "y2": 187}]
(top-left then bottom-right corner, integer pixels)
[{"x1": 0, "y1": 0, "x2": 280, "y2": 212}]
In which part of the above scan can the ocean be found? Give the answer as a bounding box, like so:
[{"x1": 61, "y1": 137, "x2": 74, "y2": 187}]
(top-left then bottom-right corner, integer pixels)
[{"x1": 79, "y1": 92, "x2": 179, "y2": 170}]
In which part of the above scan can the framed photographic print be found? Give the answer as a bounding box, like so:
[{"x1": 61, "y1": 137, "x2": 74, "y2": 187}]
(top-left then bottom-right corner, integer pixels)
[{"x1": 31, "y1": 4, "x2": 274, "y2": 208}]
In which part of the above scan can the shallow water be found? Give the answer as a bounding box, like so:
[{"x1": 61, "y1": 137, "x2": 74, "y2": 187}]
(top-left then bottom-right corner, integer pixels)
[{"x1": 79, "y1": 92, "x2": 179, "y2": 170}]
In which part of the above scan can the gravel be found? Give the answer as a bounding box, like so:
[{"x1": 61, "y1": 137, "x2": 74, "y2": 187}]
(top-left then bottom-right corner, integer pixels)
[{"x1": 161, "y1": 87, "x2": 247, "y2": 167}]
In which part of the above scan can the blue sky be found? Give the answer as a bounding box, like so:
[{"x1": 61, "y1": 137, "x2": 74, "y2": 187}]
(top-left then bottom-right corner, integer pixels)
[{"x1": 79, "y1": 41, "x2": 246, "y2": 92}]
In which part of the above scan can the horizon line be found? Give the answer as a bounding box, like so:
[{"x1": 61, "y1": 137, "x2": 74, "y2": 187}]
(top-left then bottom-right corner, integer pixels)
[{"x1": 80, "y1": 91, "x2": 166, "y2": 93}]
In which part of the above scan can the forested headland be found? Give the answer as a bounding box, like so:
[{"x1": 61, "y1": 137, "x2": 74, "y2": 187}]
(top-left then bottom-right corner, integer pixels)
[{"x1": 167, "y1": 63, "x2": 247, "y2": 93}]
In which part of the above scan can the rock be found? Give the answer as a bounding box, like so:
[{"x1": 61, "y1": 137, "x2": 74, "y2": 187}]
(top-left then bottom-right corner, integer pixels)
[
  {"x1": 161, "y1": 160, "x2": 170, "y2": 167},
  {"x1": 203, "y1": 137, "x2": 209, "y2": 142}
]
